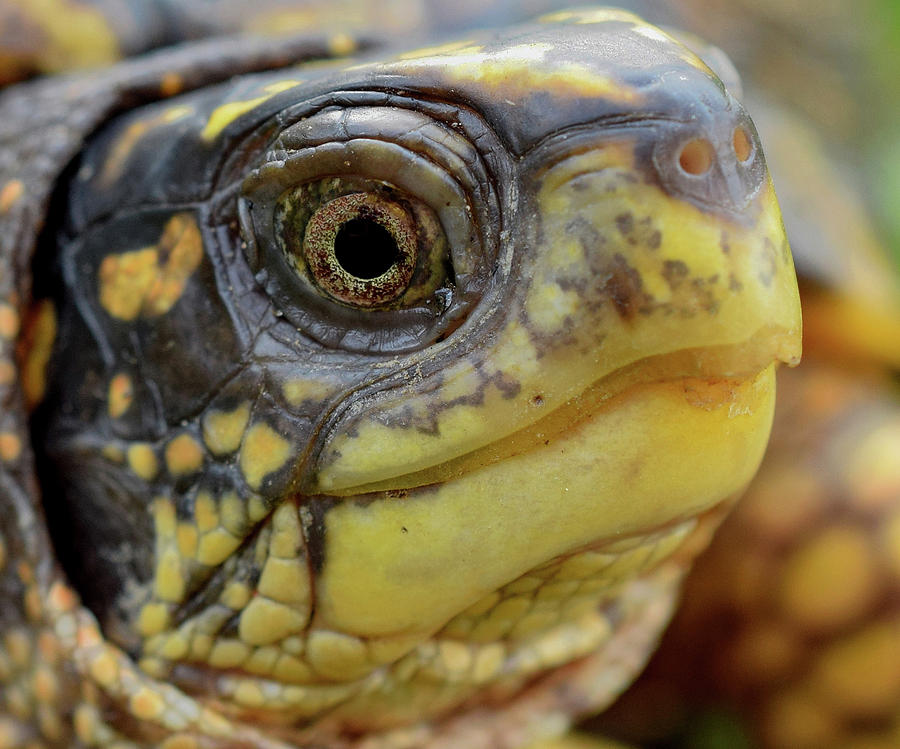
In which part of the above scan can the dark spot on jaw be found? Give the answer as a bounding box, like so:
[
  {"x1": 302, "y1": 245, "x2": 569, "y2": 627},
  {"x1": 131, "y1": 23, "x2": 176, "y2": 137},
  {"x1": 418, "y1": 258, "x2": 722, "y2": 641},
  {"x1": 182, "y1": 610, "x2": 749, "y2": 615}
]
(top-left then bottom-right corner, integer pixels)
[
  {"x1": 719, "y1": 230, "x2": 731, "y2": 254},
  {"x1": 758, "y1": 238, "x2": 777, "y2": 287},
  {"x1": 662, "y1": 260, "x2": 689, "y2": 290},
  {"x1": 603, "y1": 254, "x2": 645, "y2": 321},
  {"x1": 531, "y1": 394, "x2": 544, "y2": 406},
  {"x1": 493, "y1": 372, "x2": 522, "y2": 400},
  {"x1": 401, "y1": 526, "x2": 408, "y2": 534},
  {"x1": 615, "y1": 212, "x2": 634, "y2": 236},
  {"x1": 647, "y1": 230, "x2": 662, "y2": 250},
  {"x1": 729, "y1": 273, "x2": 743, "y2": 292}
]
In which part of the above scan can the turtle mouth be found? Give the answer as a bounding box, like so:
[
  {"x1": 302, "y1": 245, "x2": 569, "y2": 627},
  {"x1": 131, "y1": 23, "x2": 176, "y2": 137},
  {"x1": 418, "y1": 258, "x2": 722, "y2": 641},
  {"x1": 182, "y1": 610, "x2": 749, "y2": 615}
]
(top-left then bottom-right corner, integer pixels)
[{"x1": 340, "y1": 325, "x2": 795, "y2": 497}]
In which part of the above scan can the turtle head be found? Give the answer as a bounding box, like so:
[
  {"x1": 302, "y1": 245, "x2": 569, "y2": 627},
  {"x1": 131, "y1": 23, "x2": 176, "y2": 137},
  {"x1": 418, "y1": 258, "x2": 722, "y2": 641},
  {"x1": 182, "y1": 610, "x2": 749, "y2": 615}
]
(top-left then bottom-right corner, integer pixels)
[{"x1": 37, "y1": 8, "x2": 800, "y2": 736}]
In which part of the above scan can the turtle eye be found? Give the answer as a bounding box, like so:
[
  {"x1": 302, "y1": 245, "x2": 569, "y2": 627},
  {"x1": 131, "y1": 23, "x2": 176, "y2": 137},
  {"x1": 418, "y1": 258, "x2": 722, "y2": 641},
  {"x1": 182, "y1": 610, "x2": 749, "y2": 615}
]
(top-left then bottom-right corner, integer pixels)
[
  {"x1": 301, "y1": 193, "x2": 417, "y2": 307},
  {"x1": 275, "y1": 178, "x2": 449, "y2": 312}
]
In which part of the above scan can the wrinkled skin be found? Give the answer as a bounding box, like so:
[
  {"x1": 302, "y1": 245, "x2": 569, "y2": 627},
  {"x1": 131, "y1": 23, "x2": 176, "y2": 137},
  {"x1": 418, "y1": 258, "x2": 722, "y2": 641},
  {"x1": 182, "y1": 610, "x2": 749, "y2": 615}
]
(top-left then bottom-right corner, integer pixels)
[{"x1": 0, "y1": 5, "x2": 803, "y2": 748}]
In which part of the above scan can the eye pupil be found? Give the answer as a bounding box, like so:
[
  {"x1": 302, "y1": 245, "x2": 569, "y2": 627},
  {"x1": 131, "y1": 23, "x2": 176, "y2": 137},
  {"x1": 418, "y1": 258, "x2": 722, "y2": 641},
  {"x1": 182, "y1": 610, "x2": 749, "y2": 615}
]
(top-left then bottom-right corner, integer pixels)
[{"x1": 334, "y1": 218, "x2": 400, "y2": 279}]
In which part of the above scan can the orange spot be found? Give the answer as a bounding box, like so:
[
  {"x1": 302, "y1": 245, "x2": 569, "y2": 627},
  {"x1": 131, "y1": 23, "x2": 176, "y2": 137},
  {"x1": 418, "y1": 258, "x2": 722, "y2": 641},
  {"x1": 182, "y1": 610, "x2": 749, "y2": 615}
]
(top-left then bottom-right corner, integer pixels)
[
  {"x1": 733, "y1": 126, "x2": 753, "y2": 162},
  {"x1": 678, "y1": 138, "x2": 714, "y2": 175},
  {"x1": 160, "y1": 72, "x2": 183, "y2": 97},
  {"x1": 0, "y1": 304, "x2": 20, "y2": 339},
  {"x1": 100, "y1": 105, "x2": 191, "y2": 186},
  {"x1": 0, "y1": 433, "x2": 22, "y2": 462},
  {"x1": 108, "y1": 373, "x2": 134, "y2": 419},
  {"x1": 47, "y1": 581, "x2": 78, "y2": 613},
  {"x1": 18, "y1": 299, "x2": 57, "y2": 409},
  {"x1": 98, "y1": 213, "x2": 203, "y2": 321},
  {"x1": 0, "y1": 179, "x2": 24, "y2": 212},
  {"x1": 130, "y1": 686, "x2": 165, "y2": 720},
  {"x1": 37, "y1": 631, "x2": 62, "y2": 663},
  {"x1": 32, "y1": 665, "x2": 59, "y2": 702},
  {"x1": 76, "y1": 624, "x2": 103, "y2": 648},
  {"x1": 165, "y1": 433, "x2": 204, "y2": 476}
]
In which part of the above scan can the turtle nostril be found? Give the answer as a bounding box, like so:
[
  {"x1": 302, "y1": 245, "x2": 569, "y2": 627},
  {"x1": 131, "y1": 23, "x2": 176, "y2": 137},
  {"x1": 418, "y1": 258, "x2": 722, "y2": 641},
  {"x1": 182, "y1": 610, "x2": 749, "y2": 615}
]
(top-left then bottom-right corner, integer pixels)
[
  {"x1": 733, "y1": 126, "x2": 753, "y2": 163},
  {"x1": 678, "y1": 138, "x2": 714, "y2": 176}
]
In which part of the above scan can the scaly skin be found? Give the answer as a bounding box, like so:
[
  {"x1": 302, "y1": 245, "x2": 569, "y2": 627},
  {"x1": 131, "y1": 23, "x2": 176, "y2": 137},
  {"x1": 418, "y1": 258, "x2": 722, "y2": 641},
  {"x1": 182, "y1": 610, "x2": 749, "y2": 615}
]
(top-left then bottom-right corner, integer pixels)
[{"x1": 0, "y1": 8, "x2": 801, "y2": 748}]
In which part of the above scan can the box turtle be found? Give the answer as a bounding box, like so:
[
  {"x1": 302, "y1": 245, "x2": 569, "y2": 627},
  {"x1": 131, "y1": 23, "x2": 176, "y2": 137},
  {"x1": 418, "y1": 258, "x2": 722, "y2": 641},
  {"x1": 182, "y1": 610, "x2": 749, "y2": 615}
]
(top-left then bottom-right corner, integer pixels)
[{"x1": 0, "y1": 1, "x2": 829, "y2": 747}]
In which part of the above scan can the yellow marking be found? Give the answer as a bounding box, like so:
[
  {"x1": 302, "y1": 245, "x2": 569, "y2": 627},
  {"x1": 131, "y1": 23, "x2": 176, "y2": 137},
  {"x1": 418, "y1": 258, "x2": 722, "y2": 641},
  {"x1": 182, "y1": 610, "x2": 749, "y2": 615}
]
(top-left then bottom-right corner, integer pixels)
[
  {"x1": 196, "y1": 528, "x2": 241, "y2": 566},
  {"x1": 20, "y1": 299, "x2": 57, "y2": 409},
  {"x1": 127, "y1": 443, "x2": 158, "y2": 480},
  {"x1": 471, "y1": 643, "x2": 505, "y2": 683},
  {"x1": 0, "y1": 433, "x2": 22, "y2": 462},
  {"x1": 176, "y1": 523, "x2": 198, "y2": 558},
  {"x1": 396, "y1": 42, "x2": 642, "y2": 103},
  {"x1": 130, "y1": 687, "x2": 165, "y2": 720},
  {"x1": 270, "y1": 502, "x2": 303, "y2": 558},
  {"x1": 220, "y1": 582, "x2": 251, "y2": 610},
  {"x1": 245, "y1": 645, "x2": 279, "y2": 674},
  {"x1": 165, "y1": 433, "x2": 204, "y2": 476},
  {"x1": 0, "y1": 179, "x2": 24, "y2": 212},
  {"x1": 207, "y1": 640, "x2": 251, "y2": 669},
  {"x1": 273, "y1": 654, "x2": 315, "y2": 682},
  {"x1": 239, "y1": 422, "x2": 293, "y2": 490},
  {"x1": 158, "y1": 633, "x2": 189, "y2": 660},
  {"x1": 238, "y1": 597, "x2": 306, "y2": 646},
  {"x1": 99, "y1": 105, "x2": 192, "y2": 186},
  {"x1": 539, "y1": 8, "x2": 643, "y2": 25},
  {"x1": 527, "y1": 281, "x2": 580, "y2": 334},
  {"x1": 107, "y1": 372, "x2": 134, "y2": 419},
  {"x1": 73, "y1": 704, "x2": 100, "y2": 744},
  {"x1": 190, "y1": 634, "x2": 213, "y2": 660},
  {"x1": 137, "y1": 603, "x2": 170, "y2": 638},
  {"x1": 200, "y1": 93, "x2": 278, "y2": 143},
  {"x1": 248, "y1": 494, "x2": 268, "y2": 522},
  {"x1": 98, "y1": 213, "x2": 203, "y2": 321},
  {"x1": 396, "y1": 40, "x2": 479, "y2": 60},
  {"x1": 152, "y1": 498, "x2": 177, "y2": 538},
  {"x1": 0, "y1": 304, "x2": 20, "y2": 339},
  {"x1": 201, "y1": 402, "x2": 251, "y2": 455},
  {"x1": 438, "y1": 641, "x2": 472, "y2": 673},
  {"x1": 233, "y1": 680, "x2": 266, "y2": 708},
  {"x1": 305, "y1": 630, "x2": 371, "y2": 680},
  {"x1": 201, "y1": 80, "x2": 302, "y2": 143},
  {"x1": 153, "y1": 547, "x2": 186, "y2": 602},
  {"x1": 193, "y1": 492, "x2": 218, "y2": 533},
  {"x1": 219, "y1": 491, "x2": 245, "y2": 535},
  {"x1": 258, "y1": 557, "x2": 310, "y2": 606},
  {"x1": 282, "y1": 379, "x2": 335, "y2": 406},
  {"x1": 88, "y1": 651, "x2": 119, "y2": 687}
]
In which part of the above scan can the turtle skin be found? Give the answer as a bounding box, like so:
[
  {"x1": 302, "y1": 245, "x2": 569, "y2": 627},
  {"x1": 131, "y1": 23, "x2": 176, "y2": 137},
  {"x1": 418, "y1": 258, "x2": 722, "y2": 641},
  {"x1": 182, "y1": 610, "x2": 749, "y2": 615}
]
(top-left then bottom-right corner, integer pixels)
[{"x1": 0, "y1": 4, "x2": 805, "y2": 749}]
